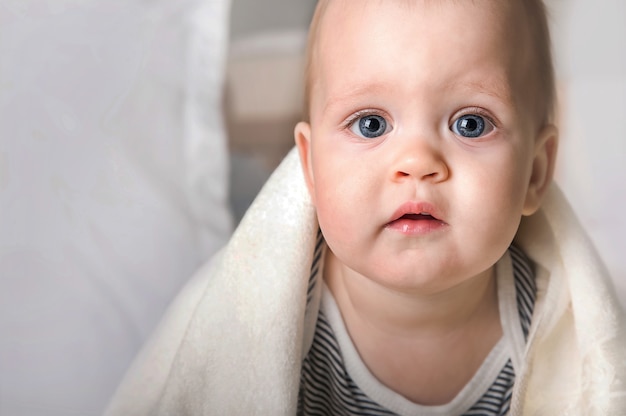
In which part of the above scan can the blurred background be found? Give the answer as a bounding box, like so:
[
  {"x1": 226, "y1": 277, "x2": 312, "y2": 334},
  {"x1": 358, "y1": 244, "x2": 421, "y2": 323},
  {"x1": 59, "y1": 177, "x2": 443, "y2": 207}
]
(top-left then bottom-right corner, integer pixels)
[{"x1": 0, "y1": 0, "x2": 624, "y2": 415}]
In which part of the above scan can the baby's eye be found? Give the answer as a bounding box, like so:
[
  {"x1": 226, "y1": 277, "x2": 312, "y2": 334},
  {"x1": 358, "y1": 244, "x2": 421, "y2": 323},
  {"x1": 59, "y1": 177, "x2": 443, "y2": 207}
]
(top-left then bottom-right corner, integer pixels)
[
  {"x1": 450, "y1": 114, "x2": 494, "y2": 138},
  {"x1": 350, "y1": 114, "x2": 390, "y2": 139}
]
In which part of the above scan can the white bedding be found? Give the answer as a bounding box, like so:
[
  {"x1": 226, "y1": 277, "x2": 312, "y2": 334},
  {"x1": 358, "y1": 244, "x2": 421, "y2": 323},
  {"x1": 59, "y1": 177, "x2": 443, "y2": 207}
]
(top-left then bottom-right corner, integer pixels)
[{"x1": 0, "y1": 1, "x2": 232, "y2": 414}]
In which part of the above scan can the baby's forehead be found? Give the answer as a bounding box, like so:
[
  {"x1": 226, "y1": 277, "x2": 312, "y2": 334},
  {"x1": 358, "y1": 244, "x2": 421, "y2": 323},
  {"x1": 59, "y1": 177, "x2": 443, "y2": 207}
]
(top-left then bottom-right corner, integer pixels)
[
  {"x1": 304, "y1": 0, "x2": 552, "y2": 125},
  {"x1": 314, "y1": 1, "x2": 526, "y2": 88}
]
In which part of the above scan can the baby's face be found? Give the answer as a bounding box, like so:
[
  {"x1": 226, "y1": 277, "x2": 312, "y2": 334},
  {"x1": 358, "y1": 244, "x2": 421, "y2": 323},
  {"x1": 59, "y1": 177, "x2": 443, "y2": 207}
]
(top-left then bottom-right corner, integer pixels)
[{"x1": 296, "y1": 0, "x2": 555, "y2": 294}]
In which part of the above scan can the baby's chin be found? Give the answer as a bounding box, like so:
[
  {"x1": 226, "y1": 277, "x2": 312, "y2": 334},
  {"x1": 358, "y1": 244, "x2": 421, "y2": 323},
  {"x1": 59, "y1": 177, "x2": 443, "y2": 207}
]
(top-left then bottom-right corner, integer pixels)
[{"x1": 340, "y1": 255, "x2": 494, "y2": 298}]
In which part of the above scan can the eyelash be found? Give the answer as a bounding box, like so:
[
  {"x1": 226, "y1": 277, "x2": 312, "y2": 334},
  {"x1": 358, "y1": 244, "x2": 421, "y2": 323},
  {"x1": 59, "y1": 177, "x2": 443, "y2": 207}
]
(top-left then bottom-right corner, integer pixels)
[
  {"x1": 453, "y1": 107, "x2": 498, "y2": 129},
  {"x1": 342, "y1": 109, "x2": 388, "y2": 130}
]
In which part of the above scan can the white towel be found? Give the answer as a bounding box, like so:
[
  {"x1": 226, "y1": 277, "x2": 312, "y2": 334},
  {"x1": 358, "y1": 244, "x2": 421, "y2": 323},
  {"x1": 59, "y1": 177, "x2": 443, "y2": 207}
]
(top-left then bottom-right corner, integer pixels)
[{"x1": 105, "y1": 148, "x2": 626, "y2": 415}]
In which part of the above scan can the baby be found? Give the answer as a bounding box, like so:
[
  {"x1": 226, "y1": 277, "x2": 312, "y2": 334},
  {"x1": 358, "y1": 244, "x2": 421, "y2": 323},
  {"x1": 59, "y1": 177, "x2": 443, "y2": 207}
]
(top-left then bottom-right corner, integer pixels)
[
  {"x1": 106, "y1": 1, "x2": 626, "y2": 415},
  {"x1": 294, "y1": 0, "x2": 557, "y2": 413}
]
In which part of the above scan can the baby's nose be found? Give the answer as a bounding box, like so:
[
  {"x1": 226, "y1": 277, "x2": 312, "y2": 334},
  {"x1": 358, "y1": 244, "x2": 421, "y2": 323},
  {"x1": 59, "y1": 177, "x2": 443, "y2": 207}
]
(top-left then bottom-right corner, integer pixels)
[{"x1": 391, "y1": 137, "x2": 449, "y2": 183}]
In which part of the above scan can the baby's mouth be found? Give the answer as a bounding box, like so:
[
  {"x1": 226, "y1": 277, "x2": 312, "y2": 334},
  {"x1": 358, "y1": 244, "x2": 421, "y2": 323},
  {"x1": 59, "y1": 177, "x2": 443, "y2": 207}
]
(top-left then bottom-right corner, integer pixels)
[
  {"x1": 386, "y1": 210, "x2": 447, "y2": 234},
  {"x1": 399, "y1": 213, "x2": 436, "y2": 221},
  {"x1": 390, "y1": 211, "x2": 442, "y2": 224}
]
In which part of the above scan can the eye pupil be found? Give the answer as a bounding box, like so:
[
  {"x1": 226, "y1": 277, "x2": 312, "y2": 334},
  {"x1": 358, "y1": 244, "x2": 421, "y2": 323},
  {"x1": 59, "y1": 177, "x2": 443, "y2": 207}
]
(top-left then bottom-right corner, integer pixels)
[
  {"x1": 460, "y1": 118, "x2": 477, "y2": 131},
  {"x1": 455, "y1": 115, "x2": 485, "y2": 138},
  {"x1": 363, "y1": 118, "x2": 380, "y2": 132},
  {"x1": 358, "y1": 115, "x2": 386, "y2": 138}
]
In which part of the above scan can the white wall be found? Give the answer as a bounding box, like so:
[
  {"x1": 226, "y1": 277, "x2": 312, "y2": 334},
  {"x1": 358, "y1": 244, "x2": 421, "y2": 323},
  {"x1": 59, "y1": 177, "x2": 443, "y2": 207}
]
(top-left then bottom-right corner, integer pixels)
[{"x1": 550, "y1": 0, "x2": 626, "y2": 305}]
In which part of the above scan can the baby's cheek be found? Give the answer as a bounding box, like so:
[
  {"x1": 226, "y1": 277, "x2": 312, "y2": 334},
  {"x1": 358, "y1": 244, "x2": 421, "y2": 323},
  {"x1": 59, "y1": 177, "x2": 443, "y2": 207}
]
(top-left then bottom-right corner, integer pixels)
[
  {"x1": 315, "y1": 196, "x2": 356, "y2": 246},
  {"x1": 316, "y1": 197, "x2": 348, "y2": 233}
]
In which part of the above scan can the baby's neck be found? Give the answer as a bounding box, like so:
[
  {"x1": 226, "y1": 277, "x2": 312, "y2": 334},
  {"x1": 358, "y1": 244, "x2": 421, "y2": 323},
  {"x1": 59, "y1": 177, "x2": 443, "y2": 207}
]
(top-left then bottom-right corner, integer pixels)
[
  {"x1": 323, "y1": 248, "x2": 502, "y2": 405},
  {"x1": 324, "y1": 249, "x2": 500, "y2": 339}
]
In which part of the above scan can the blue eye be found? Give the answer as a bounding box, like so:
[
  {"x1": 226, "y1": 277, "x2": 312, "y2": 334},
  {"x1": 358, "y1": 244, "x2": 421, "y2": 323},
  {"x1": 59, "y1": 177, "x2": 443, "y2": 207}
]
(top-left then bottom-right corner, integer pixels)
[
  {"x1": 451, "y1": 114, "x2": 493, "y2": 138},
  {"x1": 350, "y1": 114, "x2": 389, "y2": 139}
]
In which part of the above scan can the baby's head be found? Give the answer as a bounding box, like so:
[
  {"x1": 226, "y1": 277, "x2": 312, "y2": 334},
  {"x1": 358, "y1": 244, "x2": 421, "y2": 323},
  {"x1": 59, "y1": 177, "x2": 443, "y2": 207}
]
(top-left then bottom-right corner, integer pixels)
[{"x1": 294, "y1": 0, "x2": 559, "y2": 293}]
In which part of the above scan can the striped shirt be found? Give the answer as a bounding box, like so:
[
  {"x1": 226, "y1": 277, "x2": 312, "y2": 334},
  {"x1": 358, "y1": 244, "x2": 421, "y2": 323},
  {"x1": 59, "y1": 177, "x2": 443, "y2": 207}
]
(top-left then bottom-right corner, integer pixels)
[{"x1": 298, "y1": 239, "x2": 536, "y2": 416}]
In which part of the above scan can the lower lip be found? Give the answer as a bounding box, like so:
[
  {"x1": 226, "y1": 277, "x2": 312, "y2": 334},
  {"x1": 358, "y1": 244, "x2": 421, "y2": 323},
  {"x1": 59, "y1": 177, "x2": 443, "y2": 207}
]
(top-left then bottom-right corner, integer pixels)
[{"x1": 385, "y1": 218, "x2": 448, "y2": 235}]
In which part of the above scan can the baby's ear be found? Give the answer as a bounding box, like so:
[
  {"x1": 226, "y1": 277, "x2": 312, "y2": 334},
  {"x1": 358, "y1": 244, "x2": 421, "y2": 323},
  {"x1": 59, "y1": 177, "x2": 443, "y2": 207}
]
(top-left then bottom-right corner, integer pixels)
[
  {"x1": 523, "y1": 124, "x2": 559, "y2": 216},
  {"x1": 294, "y1": 121, "x2": 316, "y2": 205}
]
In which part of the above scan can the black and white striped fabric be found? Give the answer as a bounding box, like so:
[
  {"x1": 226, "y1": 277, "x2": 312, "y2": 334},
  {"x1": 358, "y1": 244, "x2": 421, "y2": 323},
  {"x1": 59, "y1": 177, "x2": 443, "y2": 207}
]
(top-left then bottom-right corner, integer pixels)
[{"x1": 298, "y1": 241, "x2": 537, "y2": 416}]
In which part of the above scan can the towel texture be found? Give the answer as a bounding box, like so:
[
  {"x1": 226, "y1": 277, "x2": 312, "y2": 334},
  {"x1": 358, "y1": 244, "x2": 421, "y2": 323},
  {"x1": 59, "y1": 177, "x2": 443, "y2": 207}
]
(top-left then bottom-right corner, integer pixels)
[{"x1": 105, "y1": 148, "x2": 626, "y2": 416}]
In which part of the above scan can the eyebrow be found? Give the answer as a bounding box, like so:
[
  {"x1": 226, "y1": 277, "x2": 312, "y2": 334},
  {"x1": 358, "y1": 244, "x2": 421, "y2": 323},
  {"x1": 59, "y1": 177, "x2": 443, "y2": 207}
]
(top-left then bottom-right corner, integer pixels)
[
  {"x1": 452, "y1": 78, "x2": 514, "y2": 105},
  {"x1": 321, "y1": 77, "x2": 514, "y2": 116},
  {"x1": 321, "y1": 82, "x2": 393, "y2": 114},
  {"x1": 322, "y1": 69, "x2": 516, "y2": 118}
]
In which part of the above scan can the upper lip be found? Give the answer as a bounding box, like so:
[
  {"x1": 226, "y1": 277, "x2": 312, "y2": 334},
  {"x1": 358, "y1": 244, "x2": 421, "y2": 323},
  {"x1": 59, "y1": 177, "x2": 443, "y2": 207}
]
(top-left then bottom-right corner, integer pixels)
[{"x1": 387, "y1": 201, "x2": 446, "y2": 224}]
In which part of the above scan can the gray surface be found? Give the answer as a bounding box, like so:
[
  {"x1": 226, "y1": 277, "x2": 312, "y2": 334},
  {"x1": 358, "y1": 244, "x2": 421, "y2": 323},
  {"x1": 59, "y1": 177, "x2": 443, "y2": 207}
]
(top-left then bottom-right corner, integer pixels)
[
  {"x1": 229, "y1": 152, "x2": 272, "y2": 224},
  {"x1": 230, "y1": 0, "x2": 316, "y2": 40}
]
